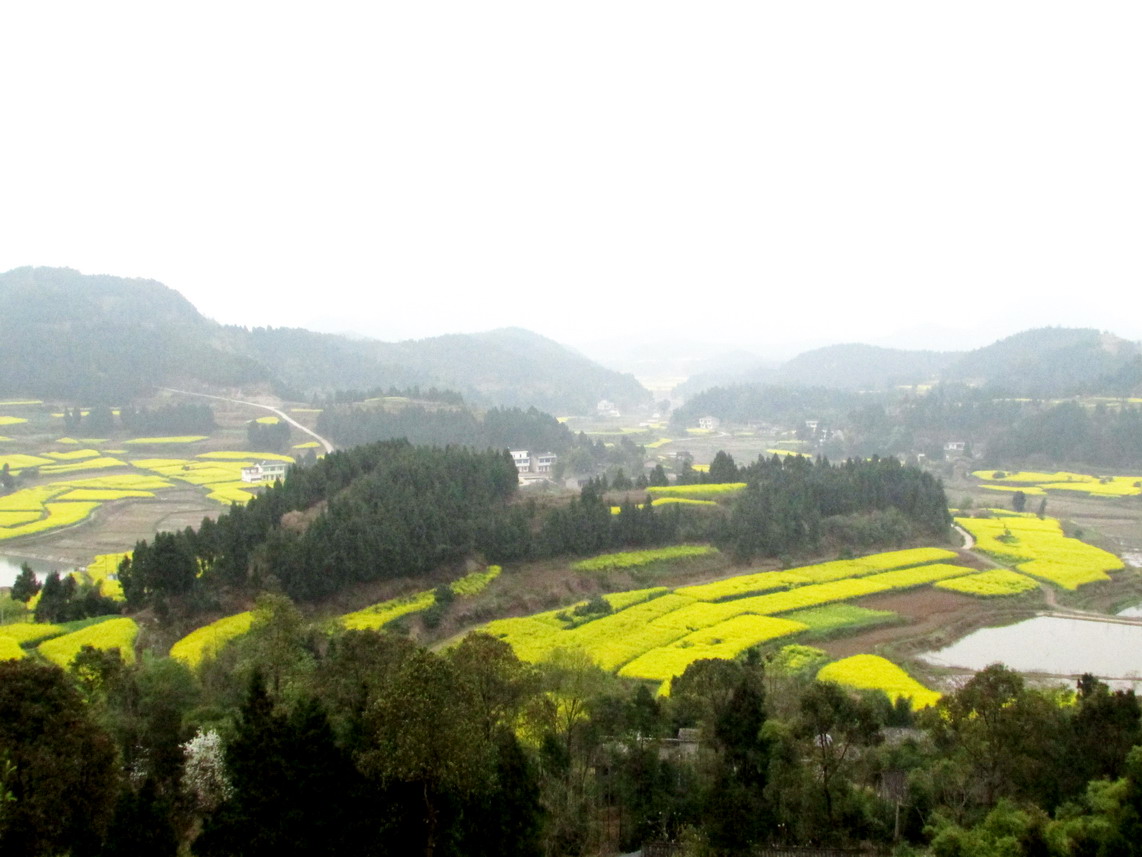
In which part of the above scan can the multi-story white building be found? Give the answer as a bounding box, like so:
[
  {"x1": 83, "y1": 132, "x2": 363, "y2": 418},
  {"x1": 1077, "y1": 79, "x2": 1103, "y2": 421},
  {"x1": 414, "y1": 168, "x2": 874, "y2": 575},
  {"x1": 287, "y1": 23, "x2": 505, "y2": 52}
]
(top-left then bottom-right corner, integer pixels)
[
  {"x1": 510, "y1": 450, "x2": 558, "y2": 479},
  {"x1": 240, "y1": 460, "x2": 290, "y2": 483},
  {"x1": 510, "y1": 450, "x2": 532, "y2": 472}
]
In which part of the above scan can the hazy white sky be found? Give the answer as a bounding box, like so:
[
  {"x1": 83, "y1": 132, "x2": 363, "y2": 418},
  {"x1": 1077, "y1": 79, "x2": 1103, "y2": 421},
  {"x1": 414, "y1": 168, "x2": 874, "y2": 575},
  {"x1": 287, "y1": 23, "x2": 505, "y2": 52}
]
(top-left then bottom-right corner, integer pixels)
[{"x1": 2, "y1": 3, "x2": 1139, "y2": 356}]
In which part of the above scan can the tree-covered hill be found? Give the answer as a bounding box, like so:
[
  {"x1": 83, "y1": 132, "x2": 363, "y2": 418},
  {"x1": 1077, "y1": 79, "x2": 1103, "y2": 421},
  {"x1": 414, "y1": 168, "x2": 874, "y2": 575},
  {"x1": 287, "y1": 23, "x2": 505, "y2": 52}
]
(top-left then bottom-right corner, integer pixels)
[
  {"x1": 120, "y1": 442, "x2": 949, "y2": 611},
  {"x1": 241, "y1": 325, "x2": 651, "y2": 415},
  {"x1": 943, "y1": 327, "x2": 1142, "y2": 396},
  {"x1": 0, "y1": 267, "x2": 650, "y2": 413},
  {"x1": 678, "y1": 327, "x2": 1142, "y2": 399},
  {"x1": 0, "y1": 267, "x2": 269, "y2": 402}
]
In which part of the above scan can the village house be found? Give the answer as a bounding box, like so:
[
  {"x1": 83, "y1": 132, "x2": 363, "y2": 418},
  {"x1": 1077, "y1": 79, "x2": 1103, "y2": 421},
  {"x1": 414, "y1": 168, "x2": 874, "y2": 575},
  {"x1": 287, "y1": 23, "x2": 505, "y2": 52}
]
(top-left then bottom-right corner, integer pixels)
[
  {"x1": 510, "y1": 450, "x2": 558, "y2": 480},
  {"x1": 240, "y1": 460, "x2": 290, "y2": 483}
]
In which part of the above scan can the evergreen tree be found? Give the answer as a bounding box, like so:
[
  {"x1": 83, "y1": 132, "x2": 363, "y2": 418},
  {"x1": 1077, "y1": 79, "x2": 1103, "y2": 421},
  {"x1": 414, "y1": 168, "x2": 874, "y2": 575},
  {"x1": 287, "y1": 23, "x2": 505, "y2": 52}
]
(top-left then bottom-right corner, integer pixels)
[
  {"x1": 34, "y1": 571, "x2": 66, "y2": 623},
  {"x1": 9, "y1": 564, "x2": 40, "y2": 604},
  {"x1": 0, "y1": 661, "x2": 119, "y2": 857},
  {"x1": 708, "y1": 450, "x2": 739, "y2": 483}
]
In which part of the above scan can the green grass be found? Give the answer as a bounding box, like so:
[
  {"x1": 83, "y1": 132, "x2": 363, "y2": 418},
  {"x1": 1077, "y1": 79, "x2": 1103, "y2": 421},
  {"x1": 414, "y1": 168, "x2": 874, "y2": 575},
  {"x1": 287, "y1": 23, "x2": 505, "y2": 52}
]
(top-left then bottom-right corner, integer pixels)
[
  {"x1": 123, "y1": 435, "x2": 209, "y2": 444},
  {"x1": 781, "y1": 604, "x2": 899, "y2": 636}
]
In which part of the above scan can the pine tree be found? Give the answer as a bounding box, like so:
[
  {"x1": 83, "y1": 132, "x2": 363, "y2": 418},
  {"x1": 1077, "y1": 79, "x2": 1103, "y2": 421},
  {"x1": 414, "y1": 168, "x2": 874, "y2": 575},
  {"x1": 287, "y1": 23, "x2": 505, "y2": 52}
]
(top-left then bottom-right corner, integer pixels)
[{"x1": 10, "y1": 564, "x2": 40, "y2": 604}]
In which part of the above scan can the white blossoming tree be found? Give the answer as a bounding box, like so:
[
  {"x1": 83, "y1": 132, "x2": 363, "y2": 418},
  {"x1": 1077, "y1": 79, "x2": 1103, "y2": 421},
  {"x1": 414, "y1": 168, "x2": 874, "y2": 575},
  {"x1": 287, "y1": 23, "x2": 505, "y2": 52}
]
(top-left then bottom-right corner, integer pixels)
[{"x1": 181, "y1": 729, "x2": 232, "y2": 813}]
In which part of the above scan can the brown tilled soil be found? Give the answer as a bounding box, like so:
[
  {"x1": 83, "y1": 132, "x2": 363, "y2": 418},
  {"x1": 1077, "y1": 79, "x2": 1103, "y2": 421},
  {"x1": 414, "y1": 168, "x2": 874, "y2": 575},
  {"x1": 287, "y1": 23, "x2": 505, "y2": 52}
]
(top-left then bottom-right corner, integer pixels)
[{"x1": 816, "y1": 587, "x2": 1034, "y2": 660}]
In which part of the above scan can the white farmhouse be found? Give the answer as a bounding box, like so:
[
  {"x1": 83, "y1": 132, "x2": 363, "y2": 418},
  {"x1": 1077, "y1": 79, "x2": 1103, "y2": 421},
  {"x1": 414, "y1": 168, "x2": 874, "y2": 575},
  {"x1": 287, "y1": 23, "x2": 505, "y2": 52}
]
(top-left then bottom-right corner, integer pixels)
[
  {"x1": 240, "y1": 460, "x2": 290, "y2": 483},
  {"x1": 510, "y1": 450, "x2": 558, "y2": 480}
]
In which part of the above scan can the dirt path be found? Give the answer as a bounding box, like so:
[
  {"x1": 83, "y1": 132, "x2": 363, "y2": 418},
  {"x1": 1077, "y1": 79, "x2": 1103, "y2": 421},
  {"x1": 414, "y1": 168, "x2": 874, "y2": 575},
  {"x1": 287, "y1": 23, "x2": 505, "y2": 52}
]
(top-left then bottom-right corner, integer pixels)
[
  {"x1": 162, "y1": 388, "x2": 335, "y2": 454},
  {"x1": 953, "y1": 523, "x2": 975, "y2": 550}
]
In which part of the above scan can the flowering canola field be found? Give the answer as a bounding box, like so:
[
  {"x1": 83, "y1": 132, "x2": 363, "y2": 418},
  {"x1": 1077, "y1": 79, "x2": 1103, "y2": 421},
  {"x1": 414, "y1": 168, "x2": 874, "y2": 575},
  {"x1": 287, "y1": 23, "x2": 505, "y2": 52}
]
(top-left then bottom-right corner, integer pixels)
[
  {"x1": 38, "y1": 617, "x2": 139, "y2": 667},
  {"x1": 170, "y1": 611, "x2": 255, "y2": 668},
  {"x1": 974, "y1": 470, "x2": 1142, "y2": 498},
  {"x1": 817, "y1": 654, "x2": 941, "y2": 710},
  {"x1": 955, "y1": 514, "x2": 1123, "y2": 589},
  {"x1": 0, "y1": 446, "x2": 295, "y2": 542},
  {"x1": 484, "y1": 547, "x2": 983, "y2": 694}
]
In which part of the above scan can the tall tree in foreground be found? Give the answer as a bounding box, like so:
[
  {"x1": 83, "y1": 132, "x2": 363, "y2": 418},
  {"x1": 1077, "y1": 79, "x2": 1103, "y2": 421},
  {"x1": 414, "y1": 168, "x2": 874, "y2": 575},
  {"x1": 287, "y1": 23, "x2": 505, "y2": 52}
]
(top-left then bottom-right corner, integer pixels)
[{"x1": 0, "y1": 661, "x2": 119, "y2": 857}]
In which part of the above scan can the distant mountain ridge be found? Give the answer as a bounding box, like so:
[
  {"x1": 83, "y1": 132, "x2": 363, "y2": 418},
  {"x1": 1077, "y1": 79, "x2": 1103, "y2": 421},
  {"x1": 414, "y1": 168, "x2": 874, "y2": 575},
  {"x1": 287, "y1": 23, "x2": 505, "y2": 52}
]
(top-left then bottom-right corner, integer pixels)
[
  {"x1": 678, "y1": 327, "x2": 1142, "y2": 398},
  {"x1": 0, "y1": 267, "x2": 650, "y2": 412}
]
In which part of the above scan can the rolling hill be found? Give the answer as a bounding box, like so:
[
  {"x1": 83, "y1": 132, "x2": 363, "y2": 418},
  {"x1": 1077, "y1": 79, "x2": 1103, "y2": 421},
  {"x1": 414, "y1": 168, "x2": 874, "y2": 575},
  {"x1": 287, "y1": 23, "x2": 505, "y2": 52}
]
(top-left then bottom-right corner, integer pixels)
[{"x1": 0, "y1": 267, "x2": 650, "y2": 413}]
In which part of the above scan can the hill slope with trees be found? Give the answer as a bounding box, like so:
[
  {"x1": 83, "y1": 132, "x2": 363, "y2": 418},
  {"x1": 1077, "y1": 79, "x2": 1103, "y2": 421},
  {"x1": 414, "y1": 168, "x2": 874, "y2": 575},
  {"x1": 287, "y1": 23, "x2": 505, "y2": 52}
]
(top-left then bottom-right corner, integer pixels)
[
  {"x1": 678, "y1": 327, "x2": 1142, "y2": 397},
  {"x1": 0, "y1": 267, "x2": 650, "y2": 413}
]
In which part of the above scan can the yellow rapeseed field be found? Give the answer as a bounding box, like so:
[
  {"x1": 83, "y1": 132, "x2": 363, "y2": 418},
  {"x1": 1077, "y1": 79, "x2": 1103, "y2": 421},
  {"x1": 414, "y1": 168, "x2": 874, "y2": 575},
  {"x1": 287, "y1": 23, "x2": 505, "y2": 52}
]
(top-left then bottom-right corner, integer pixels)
[
  {"x1": 818, "y1": 654, "x2": 941, "y2": 710},
  {"x1": 572, "y1": 544, "x2": 719, "y2": 572},
  {"x1": 618, "y1": 615, "x2": 809, "y2": 682},
  {"x1": 170, "y1": 611, "x2": 255, "y2": 668},
  {"x1": 0, "y1": 636, "x2": 26, "y2": 660},
  {"x1": 935, "y1": 569, "x2": 1039, "y2": 597},
  {"x1": 340, "y1": 591, "x2": 437, "y2": 631},
  {"x1": 38, "y1": 617, "x2": 139, "y2": 667},
  {"x1": 85, "y1": 552, "x2": 130, "y2": 600},
  {"x1": 0, "y1": 621, "x2": 68, "y2": 646},
  {"x1": 646, "y1": 483, "x2": 747, "y2": 500},
  {"x1": 43, "y1": 448, "x2": 103, "y2": 460},
  {"x1": 0, "y1": 502, "x2": 99, "y2": 540},
  {"x1": 956, "y1": 515, "x2": 1121, "y2": 589}
]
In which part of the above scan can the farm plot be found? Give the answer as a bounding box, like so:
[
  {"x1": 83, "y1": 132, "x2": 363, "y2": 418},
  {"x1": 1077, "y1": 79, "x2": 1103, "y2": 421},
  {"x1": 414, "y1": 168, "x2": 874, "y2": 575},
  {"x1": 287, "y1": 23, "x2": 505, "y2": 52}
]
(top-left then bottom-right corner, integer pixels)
[
  {"x1": 0, "y1": 471, "x2": 175, "y2": 541},
  {"x1": 572, "y1": 545, "x2": 719, "y2": 573},
  {"x1": 484, "y1": 548, "x2": 983, "y2": 692},
  {"x1": 956, "y1": 515, "x2": 1122, "y2": 589},
  {"x1": 974, "y1": 470, "x2": 1142, "y2": 498},
  {"x1": 935, "y1": 569, "x2": 1039, "y2": 597},
  {"x1": 339, "y1": 566, "x2": 506, "y2": 632},
  {"x1": 618, "y1": 615, "x2": 810, "y2": 683},
  {"x1": 645, "y1": 483, "x2": 747, "y2": 501},
  {"x1": 170, "y1": 611, "x2": 255, "y2": 668},
  {"x1": 817, "y1": 654, "x2": 940, "y2": 710},
  {"x1": 85, "y1": 552, "x2": 130, "y2": 600},
  {"x1": 131, "y1": 451, "x2": 294, "y2": 504},
  {"x1": 676, "y1": 547, "x2": 957, "y2": 601},
  {"x1": 39, "y1": 616, "x2": 138, "y2": 667},
  {"x1": 0, "y1": 636, "x2": 24, "y2": 659}
]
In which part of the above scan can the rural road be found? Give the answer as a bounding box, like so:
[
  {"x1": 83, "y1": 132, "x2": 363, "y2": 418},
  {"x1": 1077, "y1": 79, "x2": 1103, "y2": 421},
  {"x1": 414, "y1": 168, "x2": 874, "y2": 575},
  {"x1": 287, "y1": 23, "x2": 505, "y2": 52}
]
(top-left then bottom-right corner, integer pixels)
[
  {"x1": 161, "y1": 388, "x2": 335, "y2": 455},
  {"x1": 955, "y1": 522, "x2": 1142, "y2": 629},
  {"x1": 953, "y1": 523, "x2": 975, "y2": 550}
]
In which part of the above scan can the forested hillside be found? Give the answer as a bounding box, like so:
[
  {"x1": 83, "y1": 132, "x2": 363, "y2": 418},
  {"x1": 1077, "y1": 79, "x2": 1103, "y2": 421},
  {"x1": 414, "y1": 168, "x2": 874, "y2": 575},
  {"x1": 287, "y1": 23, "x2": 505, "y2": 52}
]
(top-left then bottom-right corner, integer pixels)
[
  {"x1": 678, "y1": 327, "x2": 1142, "y2": 398},
  {"x1": 120, "y1": 444, "x2": 949, "y2": 613},
  {"x1": 5, "y1": 616, "x2": 1142, "y2": 856},
  {"x1": 0, "y1": 267, "x2": 650, "y2": 413},
  {"x1": 0, "y1": 268, "x2": 268, "y2": 402}
]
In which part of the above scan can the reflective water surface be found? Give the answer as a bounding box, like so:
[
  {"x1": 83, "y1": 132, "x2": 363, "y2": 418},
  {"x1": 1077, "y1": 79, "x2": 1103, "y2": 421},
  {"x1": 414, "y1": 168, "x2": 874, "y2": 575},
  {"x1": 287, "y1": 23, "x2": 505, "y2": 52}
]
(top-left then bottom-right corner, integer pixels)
[{"x1": 921, "y1": 613, "x2": 1142, "y2": 689}]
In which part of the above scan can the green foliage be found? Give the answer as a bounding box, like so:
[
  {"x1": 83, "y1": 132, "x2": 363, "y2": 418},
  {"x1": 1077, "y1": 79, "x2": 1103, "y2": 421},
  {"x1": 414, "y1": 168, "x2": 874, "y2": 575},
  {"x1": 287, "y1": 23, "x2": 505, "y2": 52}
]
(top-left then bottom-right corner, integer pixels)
[
  {"x1": 9, "y1": 563, "x2": 39, "y2": 603},
  {"x1": 0, "y1": 660, "x2": 119, "y2": 856}
]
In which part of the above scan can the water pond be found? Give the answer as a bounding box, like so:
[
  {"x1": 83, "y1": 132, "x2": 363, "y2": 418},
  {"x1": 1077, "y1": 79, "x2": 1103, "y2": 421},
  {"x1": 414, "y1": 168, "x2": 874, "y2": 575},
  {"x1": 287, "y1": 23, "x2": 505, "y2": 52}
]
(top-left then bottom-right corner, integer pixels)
[
  {"x1": 0, "y1": 554, "x2": 68, "y2": 588},
  {"x1": 921, "y1": 613, "x2": 1142, "y2": 689}
]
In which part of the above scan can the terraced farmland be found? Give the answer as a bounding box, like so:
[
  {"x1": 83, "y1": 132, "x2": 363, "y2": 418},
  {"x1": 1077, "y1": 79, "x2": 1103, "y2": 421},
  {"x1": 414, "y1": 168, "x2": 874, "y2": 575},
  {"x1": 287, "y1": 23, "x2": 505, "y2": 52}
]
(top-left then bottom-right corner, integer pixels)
[
  {"x1": 483, "y1": 546, "x2": 980, "y2": 695},
  {"x1": 0, "y1": 441, "x2": 296, "y2": 543},
  {"x1": 974, "y1": 469, "x2": 1142, "y2": 498}
]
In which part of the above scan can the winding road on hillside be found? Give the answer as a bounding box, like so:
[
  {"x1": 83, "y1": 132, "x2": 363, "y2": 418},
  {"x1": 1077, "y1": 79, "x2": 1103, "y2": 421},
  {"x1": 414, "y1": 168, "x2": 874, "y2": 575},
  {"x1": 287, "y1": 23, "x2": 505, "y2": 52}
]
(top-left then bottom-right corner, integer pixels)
[
  {"x1": 954, "y1": 521, "x2": 1142, "y2": 628},
  {"x1": 161, "y1": 388, "x2": 335, "y2": 454}
]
